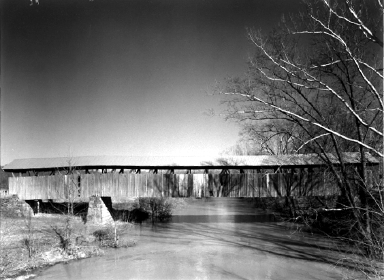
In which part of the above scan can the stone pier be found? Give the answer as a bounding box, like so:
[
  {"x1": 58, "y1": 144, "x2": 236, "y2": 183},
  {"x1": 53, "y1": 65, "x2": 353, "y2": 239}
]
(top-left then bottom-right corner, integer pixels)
[{"x1": 86, "y1": 196, "x2": 114, "y2": 225}]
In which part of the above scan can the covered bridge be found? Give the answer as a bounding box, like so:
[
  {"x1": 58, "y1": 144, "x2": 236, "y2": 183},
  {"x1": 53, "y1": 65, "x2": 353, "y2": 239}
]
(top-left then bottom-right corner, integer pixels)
[{"x1": 3, "y1": 153, "x2": 379, "y2": 202}]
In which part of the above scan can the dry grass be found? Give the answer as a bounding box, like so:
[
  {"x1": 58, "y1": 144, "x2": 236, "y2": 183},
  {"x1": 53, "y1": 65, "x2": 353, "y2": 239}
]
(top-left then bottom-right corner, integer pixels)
[{"x1": 0, "y1": 213, "x2": 104, "y2": 279}]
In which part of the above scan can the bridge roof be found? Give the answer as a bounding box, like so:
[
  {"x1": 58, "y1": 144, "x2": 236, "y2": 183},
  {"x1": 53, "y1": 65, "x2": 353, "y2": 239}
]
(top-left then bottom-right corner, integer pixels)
[{"x1": 2, "y1": 152, "x2": 379, "y2": 172}]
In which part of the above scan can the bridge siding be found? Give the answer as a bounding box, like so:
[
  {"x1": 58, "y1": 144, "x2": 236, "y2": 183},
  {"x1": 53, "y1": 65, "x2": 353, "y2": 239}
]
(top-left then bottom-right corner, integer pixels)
[{"x1": 9, "y1": 172, "x2": 340, "y2": 201}]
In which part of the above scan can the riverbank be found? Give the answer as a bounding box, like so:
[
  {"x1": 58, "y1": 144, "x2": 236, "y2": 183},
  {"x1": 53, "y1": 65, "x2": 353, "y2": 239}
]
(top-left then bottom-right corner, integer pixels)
[
  {"x1": 0, "y1": 196, "x2": 184, "y2": 279},
  {"x1": 0, "y1": 213, "x2": 97, "y2": 279},
  {"x1": 3, "y1": 196, "x2": 382, "y2": 279},
  {"x1": 0, "y1": 210, "x2": 135, "y2": 280}
]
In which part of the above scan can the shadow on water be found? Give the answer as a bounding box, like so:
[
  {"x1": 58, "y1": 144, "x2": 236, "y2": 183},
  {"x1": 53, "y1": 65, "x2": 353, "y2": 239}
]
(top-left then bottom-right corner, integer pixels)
[
  {"x1": 134, "y1": 197, "x2": 355, "y2": 269},
  {"x1": 147, "y1": 221, "x2": 357, "y2": 272},
  {"x1": 33, "y1": 198, "x2": 359, "y2": 280}
]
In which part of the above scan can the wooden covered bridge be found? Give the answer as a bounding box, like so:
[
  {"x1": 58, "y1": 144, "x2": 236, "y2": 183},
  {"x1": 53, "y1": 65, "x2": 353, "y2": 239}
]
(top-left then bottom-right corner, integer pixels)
[{"x1": 3, "y1": 153, "x2": 379, "y2": 203}]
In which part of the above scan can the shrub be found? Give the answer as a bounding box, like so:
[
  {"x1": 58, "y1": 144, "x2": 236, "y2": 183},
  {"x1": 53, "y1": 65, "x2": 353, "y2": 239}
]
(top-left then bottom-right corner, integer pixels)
[
  {"x1": 50, "y1": 216, "x2": 73, "y2": 252},
  {"x1": 128, "y1": 208, "x2": 149, "y2": 223},
  {"x1": 92, "y1": 222, "x2": 134, "y2": 248},
  {"x1": 131, "y1": 197, "x2": 175, "y2": 223},
  {"x1": 93, "y1": 228, "x2": 113, "y2": 242}
]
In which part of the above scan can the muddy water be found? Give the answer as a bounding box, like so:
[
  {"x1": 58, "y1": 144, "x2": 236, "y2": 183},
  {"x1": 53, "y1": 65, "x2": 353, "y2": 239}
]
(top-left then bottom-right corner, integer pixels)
[{"x1": 34, "y1": 198, "x2": 350, "y2": 280}]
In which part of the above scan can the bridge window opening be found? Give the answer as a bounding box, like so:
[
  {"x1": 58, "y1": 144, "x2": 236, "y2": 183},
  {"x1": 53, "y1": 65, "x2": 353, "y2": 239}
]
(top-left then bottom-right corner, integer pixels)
[{"x1": 77, "y1": 175, "x2": 81, "y2": 197}]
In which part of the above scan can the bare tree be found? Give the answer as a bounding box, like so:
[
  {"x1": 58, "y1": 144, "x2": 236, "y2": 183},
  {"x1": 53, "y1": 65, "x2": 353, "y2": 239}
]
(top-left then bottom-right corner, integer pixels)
[
  {"x1": 216, "y1": 0, "x2": 383, "y2": 263},
  {"x1": 47, "y1": 159, "x2": 82, "y2": 252},
  {"x1": 54, "y1": 158, "x2": 81, "y2": 215},
  {"x1": 222, "y1": 118, "x2": 304, "y2": 155}
]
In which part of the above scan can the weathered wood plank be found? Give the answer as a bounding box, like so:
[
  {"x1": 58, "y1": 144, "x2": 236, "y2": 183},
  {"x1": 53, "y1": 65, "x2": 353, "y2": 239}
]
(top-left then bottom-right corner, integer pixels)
[
  {"x1": 240, "y1": 174, "x2": 245, "y2": 197},
  {"x1": 207, "y1": 174, "x2": 214, "y2": 197},
  {"x1": 134, "y1": 174, "x2": 142, "y2": 197},
  {"x1": 213, "y1": 174, "x2": 221, "y2": 197},
  {"x1": 134, "y1": 174, "x2": 140, "y2": 197},
  {"x1": 239, "y1": 174, "x2": 244, "y2": 197},
  {"x1": 240, "y1": 174, "x2": 246, "y2": 197},
  {"x1": 92, "y1": 173, "x2": 98, "y2": 196},
  {"x1": 259, "y1": 174, "x2": 266, "y2": 197},
  {"x1": 20, "y1": 177, "x2": 24, "y2": 199},
  {"x1": 20, "y1": 177, "x2": 24, "y2": 200},
  {"x1": 106, "y1": 173, "x2": 112, "y2": 196},
  {"x1": 111, "y1": 173, "x2": 119, "y2": 200},
  {"x1": 130, "y1": 174, "x2": 137, "y2": 197},
  {"x1": 8, "y1": 170, "x2": 345, "y2": 201},
  {"x1": 187, "y1": 174, "x2": 193, "y2": 197},
  {"x1": 193, "y1": 174, "x2": 204, "y2": 198},
  {"x1": 156, "y1": 174, "x2": 162, "y2": 197},
  {"x1": 146, "y1": 174, "x2": 153, "y2": 197},
  {"x1": 90, "y1": 174, "x2": 98, "y2": 196},
  {"x1": 42, "y1": 176, "x2": 48, "y2": 200},
  {"x1": 42, "y1": 176, "x2": 48, "y2": 199},
  {"x1": 162, "y1": 175, "x2": 169, "y2": 197},
  {"x1": 101, "y1": 174, "x2": 108, "y2": 196},
  {"x1": 53, "y1": 174, "x2": 62, "y2": 200},
  {"x1": 127, "y1": 174, "x2": 133, "y2": 197},
  {"x1": 177, "y1": 174, "x2": 186, "y2": 197},
  {"x1": 169, "y1": 174, "x2": 178, "y2": 197},
  {"x1": 252, "y1": 173, "x2": 258, "y2": 197},
  {"x1": 25, "y1": 177, "x2": 31, "y2": 199},
  {"x1": 8, "y1": 178, "x2": 14, "y2": 197},
  {"x1": 268, "y1": 174, "x2": 277, "y2": 197},
  {"x1": 142, "y1": 174, "x2": 149, "y2": 197},
  {"x1": 80, "y1": 175, "x2": 87, "y2": 199},
  {"x1": 31, "y1": 177, "x2": 37, "y2": 199},
  {"x1": 150, "y1": 173, "x2": 155, "y2": 197},
  {"x1": 99, "y1": 174, "x2": 105, "y2": 196},
  {"x1": 245, "y1": 173, "x2": 251, "y2": 197},
  {"x1": 118, "y1": 173, "x2": 127, "y2": 198},
  {"x1": 219, "y1": 174, "x2": 229, "y2": 197},
  {"x1": 229, "y1": 174, "x2": 238, "y2": 197},
  {"x1": 17, "y1": 177, "x2": 21, "y2": 199}
]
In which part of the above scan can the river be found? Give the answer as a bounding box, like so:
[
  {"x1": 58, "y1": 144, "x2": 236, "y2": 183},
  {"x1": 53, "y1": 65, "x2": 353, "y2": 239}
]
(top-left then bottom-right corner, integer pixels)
[{"x1": 33, "y1": 198, "x2": 354, "y2": 280}]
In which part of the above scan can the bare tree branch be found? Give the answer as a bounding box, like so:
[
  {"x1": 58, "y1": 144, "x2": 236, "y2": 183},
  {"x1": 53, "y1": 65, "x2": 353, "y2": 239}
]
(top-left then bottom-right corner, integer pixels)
[{"x1": 222, "y1": 91, "x2": 383, "y2": 157}]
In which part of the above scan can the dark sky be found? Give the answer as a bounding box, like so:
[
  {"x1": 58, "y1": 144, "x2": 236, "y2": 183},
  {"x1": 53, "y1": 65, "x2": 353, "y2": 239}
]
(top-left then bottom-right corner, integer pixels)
[{"x1": 2, "y1": 0, "x2": 302, "y2": 164}]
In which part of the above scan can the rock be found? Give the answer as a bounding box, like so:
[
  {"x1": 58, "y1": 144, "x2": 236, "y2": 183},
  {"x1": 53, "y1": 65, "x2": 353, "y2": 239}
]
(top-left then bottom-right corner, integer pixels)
[
  {"x1": 41, "y1": 248, "x2": 66, "y2": 263},
  {"x1": 0, "y1": 195, "x2": 33, "y2": 217},
  {"x1": 87, "y1": 235, "x2": 96, "y2": 243},
  {"x1": 76, "y1": 234, "x2": 96, "y2": 245},
  {"x1": 77, "y1": 252, "x2": 87, "y2": 258},
  {"x1": 76, "y1": 235, "x2": 87, "y2": 245},
  {"x1": 14, "y1": 274, "x2": 36, "y2": 280}
]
